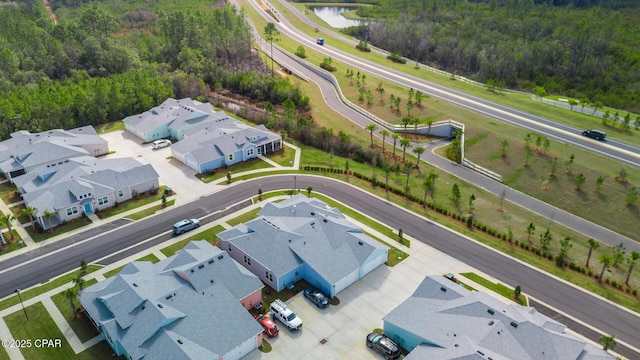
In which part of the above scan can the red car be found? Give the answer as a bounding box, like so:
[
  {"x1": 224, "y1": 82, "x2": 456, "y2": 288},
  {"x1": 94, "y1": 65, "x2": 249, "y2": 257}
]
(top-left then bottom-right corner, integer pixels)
[{"x1": 255, "y1": 314, "x2": 279, "y2": 337}]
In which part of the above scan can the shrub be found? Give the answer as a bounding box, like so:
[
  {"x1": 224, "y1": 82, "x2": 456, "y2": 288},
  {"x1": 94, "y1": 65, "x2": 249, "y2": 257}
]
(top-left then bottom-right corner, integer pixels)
[
  {"x1": 555, "y1": 255, "x2": 565, "y2": 267},
  {"x1": 633, "y1": 289, "x2": 638, "y2": 296},
  {"x1": 356, "y1": 40, "x2": 371, "y2": 52},
  {"x1": 387, "y1": 51, "x2": 406, "y2": 64}
]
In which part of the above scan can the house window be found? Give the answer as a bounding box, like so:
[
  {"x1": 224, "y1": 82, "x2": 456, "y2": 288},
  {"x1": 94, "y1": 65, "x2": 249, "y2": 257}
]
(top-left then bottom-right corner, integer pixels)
[
  {"x1": 247, "y1": 148, "x2": 254, "y2": 156},
  {"x1": 243, "y1": 255, "x2": 251, "y2": 265},
  {"x1": 66, "y1": 206, "x2": 78, "y2": 216},
  {"x1": 228, "y1": 154, "x2": 234, "y2": 161},
  {"x1": 98, "y1": 196, "x2": 109, "y2": 206},
  {"x1": 118, "y1": 189, "x2": 124, "y2": 197}
]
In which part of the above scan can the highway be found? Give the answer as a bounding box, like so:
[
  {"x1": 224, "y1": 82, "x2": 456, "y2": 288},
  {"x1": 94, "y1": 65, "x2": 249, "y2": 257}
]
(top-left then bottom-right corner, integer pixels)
[
  {"x1": 0, "y1": 176, "x2": 638, "y2": 358},
  {"x1": 253, "y1": 0, "x2": 640, "y2": 169}
]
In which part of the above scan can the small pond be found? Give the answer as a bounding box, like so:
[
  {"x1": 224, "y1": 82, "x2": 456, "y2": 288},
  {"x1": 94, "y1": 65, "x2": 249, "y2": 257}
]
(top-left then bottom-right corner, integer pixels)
[{"x1": 312, "y1": 6, "x2": 364, "y2": 28}]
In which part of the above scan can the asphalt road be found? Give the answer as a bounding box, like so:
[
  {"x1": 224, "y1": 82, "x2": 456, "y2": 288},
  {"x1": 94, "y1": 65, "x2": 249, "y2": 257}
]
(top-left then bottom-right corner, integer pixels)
[
  {"x1": 261, "y1": 42, "x2": 639, "y2": 253},
  {"x1": 0, "y1": 176, "x2": 638, "y2": 357},
  {"x1": 255, "y1": 0, "x2": 640, "y2": 169}
]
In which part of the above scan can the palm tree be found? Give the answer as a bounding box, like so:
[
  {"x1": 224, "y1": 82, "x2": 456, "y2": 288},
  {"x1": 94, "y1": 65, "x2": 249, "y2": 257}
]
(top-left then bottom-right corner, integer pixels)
[
  {"x1": 427, "y1": 171, "x2": 438, "y2": 200},
  {"x1": 401, "y1": 116, "x2": 412, "y2": 132},
  {"x1": 400, "y1": 138, "x2": 411, "y2": 163},
  {"x1": 64, "y1": 287, "x2": 78, "y2": 319},
  {"x1": 425, "y1": 118, "x2": 434, "y2": 141},
  {"x1": 625, "y1": 251, "x2": 639, "y2": 285},
  {"x1": 43, "y1": 209, "x2": 55, "y2": 233},
  {"x1": 264, "y1": 23, "x2": 280, "y2": 77},
  {"x1": 598, "y1": 255, "x2": 612, "y2": 283},
  {"x1": 380, "y1": 129, "x2": 390, "y2": 153},
  {"x1": 22, "y1": 206, "x2": 37, "y2": 230},
  {"x1": 412, "y1": 146, "x2": 425, "y2": 168},
  {"x1": 599, "y1": 334, "x2": 617, "y2": 352},
  {"x1": 392, "y1": 133, "x2": 400, "y2": 158},
  {"x1": 0, "y1": 212, "x2": 16, "y2": 239},
  {"x1": 365, "y1": 123, "x2": 378, "y2": 147},
  {"x1": 586, "y1": 238, "x2": 599, "y2": 268},
  {"x1": 412, "y1": 116, "x2": 421, "y2": 132},
  {"x1": 403, "y1": 163, "x2": 412, "y2": 191},
  {"x1": 73, "y1": 276, "x2": 85, "y2": 291}
]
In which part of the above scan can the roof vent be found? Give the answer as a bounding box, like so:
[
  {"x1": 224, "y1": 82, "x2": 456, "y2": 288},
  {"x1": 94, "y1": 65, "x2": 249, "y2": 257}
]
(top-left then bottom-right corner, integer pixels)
[
  {"x1": 487, "y1": 309, "x2": 495, "y2": 315},
  {"x1": 190, "y1": 269, "x2": 195, "y2": 273},
  {"x1": 510, "y1": 321, "x2": 518, "y2": 328},
  {"x1": 133, "y1": 283, "x2": 138, "y2": 287},
  {"x1": 165, "y1": 295, "x2": 173, "y2": 300},
  {"x1": 218, "y1": 255, "x2": 224, "y2": 260},
  {"x1": 310, "y1": 222, "x2": 315, "y2": 226},
  {"x1": 488, "y1": 321, "x2": 494, "y2": 326},
  {"x1": 323, "y1": 219, "x2": 328, "y2": 223},
  {"x1": 157, "y1": 304, "x2": 163, "y2": 308},
  {"x1": 440, "y1": 287, "x2": 447, "y2": 292},
  {"x1": 177, "y1": 339, "x2": 183, "y2": 345},
  {"x1": 358, "y1": 241, "x2": 363, "y2": 246},
  {"x1": 210, "y1": 280, "x2": 214, "y2": 283},
  {"x1": 198, "y1": 264, "x2": 205, "y2": 269},
  {"x1": 311, "y1": 212, "x2": 315, "y2": 216},
  {"x1": 454, "y1": 344, "x2": 458, "y2": 347},
  {"x1": 477, "y1": 351, "x2": 485, "y2": 356},
  {"x1": 208, "y1": 259, "x2": 214, "y2": 264}
]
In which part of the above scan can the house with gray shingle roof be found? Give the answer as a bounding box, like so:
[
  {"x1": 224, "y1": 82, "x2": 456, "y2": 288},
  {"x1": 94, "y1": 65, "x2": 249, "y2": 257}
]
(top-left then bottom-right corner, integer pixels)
[
  {"x1": 20, "y1": 158, "x2": 158, "y2": 230},
  {"x1": 218, "y1": 195, "x2": 389, "y2": 297},
  {"x1": 172, "y1": 124, "x2": 281, "y2": 173},
  {"x1": 0, "y1": 126, "x2": 108, "y2": 182},
  {"x1": 80, "y1": 241, "x2": 264, "y2": 360},
  {"x1": 382, "y1": 275, "x2": 615, "y2": 360},
  {"x1": 123, "y1": 98, "x2": 229, "y2": 142}
]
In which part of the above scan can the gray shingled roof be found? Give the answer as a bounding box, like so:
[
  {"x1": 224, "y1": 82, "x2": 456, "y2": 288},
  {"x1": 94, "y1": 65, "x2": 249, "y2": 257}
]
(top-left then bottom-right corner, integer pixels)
[
  {"x1": 384, "y1": 276, "x2": 615, "y2": 360},
  {"x1": 80, "y1": 241, "x2": 263, "y2": 360},
  {"x1": 22, "y1": 162, "x2": 158, "y2": 215},
  {"x1": 0, "y1": 142, "x2": 89, "y2": 174},
  {"x1": 124, "y1": 98, "x2": 223, "y2": 136},
  {"x1": 218, "y1": 195, "x2": 388, "y2": 284}
]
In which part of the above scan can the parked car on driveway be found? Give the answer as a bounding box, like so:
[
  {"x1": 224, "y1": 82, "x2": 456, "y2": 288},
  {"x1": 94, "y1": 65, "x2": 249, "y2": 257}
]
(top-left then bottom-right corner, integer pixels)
[
  {"x1": 255, "y1": 314, "x2": 279, "y2": 338},
  {"x1": 582, "y1": 129, "x2": 606, "y2": 141},
  {"x1": 152, "y1": 139, "x2": 172, "y2": 149},
  {"x1": 366, "y1": 333, "x2": 401, "y2": 360},
  {"x1": 303, "y1": 287, "x2": 329, "y2": 308},
  {"x1": 172, "y1": 219, "x2": 200, "y2": 235}
]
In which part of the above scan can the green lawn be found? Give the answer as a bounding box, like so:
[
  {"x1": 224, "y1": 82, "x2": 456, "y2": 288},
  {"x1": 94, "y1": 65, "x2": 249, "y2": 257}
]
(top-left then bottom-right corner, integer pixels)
[
  {"x1": 0, "y1": 265, "x2": 101, "y2": 312},
  {"x1": 3, "y1": 302, "x2": 123, "y2": 360},
  {"x1": 26, "y1": 217, "x2": 93, "y2": 243},
  {"x1": 9, "y1": 203, "x2": 29, "y2": 224},
  {"x1": 97, "y1": 186, "x2": 172, "y2": 219},
  {"x1": 269, "y1": 146, "x2": 296, "y2": 167},
  {"x1": 50, "y1": 279, "x2": 99, "y2": 343},
  {"x1": 160, "y1": 225, "x2": 226, "y2": 257},
  {"x1": 0, "y1": 182, "x2": 20, "y2": 205},
  {"x1": 125, "y1": 200, "x2": 175, "y2": 221},
  {"x1": 226, "y1": 207, "x2": 262, "y2": 227},
  {"x1": 195, "y1": 157, "x2": 274, "y2": 183},
  {"x1": 94, "y1": 121, "x2": 124, "y2": 134},
  {"x1": 460, "y1": 272, "x2": 528, "y2": 306},
  {"x1": 0, "y1": 230, "x2": 25, "y2": 255},
  {"x1": 103, "y1": 253, "x2": 161, "y2": 278}
]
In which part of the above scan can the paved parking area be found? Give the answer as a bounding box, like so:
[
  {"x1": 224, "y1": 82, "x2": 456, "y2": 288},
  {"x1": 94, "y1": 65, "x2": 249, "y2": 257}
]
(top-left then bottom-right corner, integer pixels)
[
  {"x1": 100, "y1": 131, "x2": 221, "y2": 205},
  {"x1": 246, "y1": 241, "x2": 474, "y2": 360}
]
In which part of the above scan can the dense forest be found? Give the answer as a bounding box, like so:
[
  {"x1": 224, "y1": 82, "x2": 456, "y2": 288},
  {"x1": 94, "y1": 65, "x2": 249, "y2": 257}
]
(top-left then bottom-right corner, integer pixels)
[
  {"x1": 0, "y1": 0, "x2": 308, "y2": 140},
  {"x1": 333, "y1": 0, "x2": 640, "y2": 112}
]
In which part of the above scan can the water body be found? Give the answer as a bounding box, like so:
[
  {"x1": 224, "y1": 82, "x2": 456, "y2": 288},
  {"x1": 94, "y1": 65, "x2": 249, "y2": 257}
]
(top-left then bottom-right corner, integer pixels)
[{"x1": 312, "y1": 7, "x2": 363, "y2": 28}]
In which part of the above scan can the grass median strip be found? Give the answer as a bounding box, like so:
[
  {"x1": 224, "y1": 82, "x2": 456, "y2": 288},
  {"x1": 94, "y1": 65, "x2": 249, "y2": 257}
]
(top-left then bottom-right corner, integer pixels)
[
  {"x1": 125, "y1": 200, "x2": 175, "y2": 221},
  {"x1": 460, "y1": 272, "x2": 527, "y2": 306}
]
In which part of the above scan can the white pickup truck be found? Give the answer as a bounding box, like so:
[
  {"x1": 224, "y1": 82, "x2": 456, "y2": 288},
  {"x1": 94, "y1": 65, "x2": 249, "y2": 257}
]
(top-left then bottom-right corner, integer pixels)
[{"x1": 270, "y1": 299, "x2": 303, "y2": 331}]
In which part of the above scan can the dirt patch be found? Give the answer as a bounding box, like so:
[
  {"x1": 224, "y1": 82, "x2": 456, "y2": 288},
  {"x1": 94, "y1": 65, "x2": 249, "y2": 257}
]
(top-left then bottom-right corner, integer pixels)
[{"x1": 43, "y1": 0, "x2": 58, "y2": 24}]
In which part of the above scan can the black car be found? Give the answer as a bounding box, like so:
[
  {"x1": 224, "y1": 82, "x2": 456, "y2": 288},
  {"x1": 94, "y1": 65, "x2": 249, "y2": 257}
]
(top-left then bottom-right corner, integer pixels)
[
  {"x1": 582, "y1": 129, "x2": 606, "y2": 141},
  {"x1": 366, "y1": 333, "x2": 401, "y2": 360},
  {"x1": 303, "y1": 287, "x2": 329, "y2": 308}
]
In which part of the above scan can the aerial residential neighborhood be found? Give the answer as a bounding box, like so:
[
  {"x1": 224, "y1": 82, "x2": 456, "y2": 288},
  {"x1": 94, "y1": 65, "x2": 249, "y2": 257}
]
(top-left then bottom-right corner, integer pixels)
[{"x1": 1, "y1": 0, "x2": 640, "y2": 360}]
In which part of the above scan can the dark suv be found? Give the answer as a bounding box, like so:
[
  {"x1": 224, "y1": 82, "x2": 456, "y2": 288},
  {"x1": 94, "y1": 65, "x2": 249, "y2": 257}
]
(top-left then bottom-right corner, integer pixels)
[
  {"x1": 582, "y1": 129, "x2": 606, "y2": 141},
  {"x1": 366, "y1": 333, "x2": 401, "y2": 359}
]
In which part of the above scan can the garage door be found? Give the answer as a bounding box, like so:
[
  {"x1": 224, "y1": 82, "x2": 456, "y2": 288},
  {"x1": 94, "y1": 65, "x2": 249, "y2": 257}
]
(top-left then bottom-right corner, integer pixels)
[
  {"x1": 361, "y1": 252, "x2": 387, "y2": 277},
  {"x1": 334, "y1": 269, "x2": 358, "y2": 295},
  {"x1": 225, "y1": 336, "x2": 258, "y2": 360}
]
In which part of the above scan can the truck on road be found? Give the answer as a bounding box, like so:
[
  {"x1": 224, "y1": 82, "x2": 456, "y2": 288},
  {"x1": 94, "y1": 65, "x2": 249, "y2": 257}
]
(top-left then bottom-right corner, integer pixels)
[{"x1": 270, "y1": 299, "x2": 303, "y2": 331}]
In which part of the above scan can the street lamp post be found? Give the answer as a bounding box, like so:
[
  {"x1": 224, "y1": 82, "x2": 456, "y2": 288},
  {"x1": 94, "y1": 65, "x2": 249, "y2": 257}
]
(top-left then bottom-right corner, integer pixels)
[{"x1": 16, "y1": 289, "x2": 27, "y2": 320}]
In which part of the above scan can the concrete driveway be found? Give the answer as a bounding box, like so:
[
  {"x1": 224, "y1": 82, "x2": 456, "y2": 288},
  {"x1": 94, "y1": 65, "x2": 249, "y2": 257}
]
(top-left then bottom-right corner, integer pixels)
[
  {"x1": 100, "y1": 131, "x2": 221, "y2": 205},
  {"x1": 246, "y1": 241, "x2": 473, "y2": 360}
]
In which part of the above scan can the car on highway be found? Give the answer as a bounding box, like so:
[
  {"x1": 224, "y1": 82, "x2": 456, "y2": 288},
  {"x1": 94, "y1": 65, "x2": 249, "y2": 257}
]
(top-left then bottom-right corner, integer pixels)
[
  {"x1": 152, "y1": 139, "x2": 172, "y2": 149},
  {"x1": 255, "y1": 314, "x2": 279, "y2": 337},
  {"x1": 303, "y1": 287, "x2": 329, "y2": 308},
  {"x1": 172, "y1": 219, "x2": 200, "y2": 235},
  {"x1": 582, "y1": 129, "x2": 606, "y2": 141},
  {"x1": 317, "y1": 38, "x2": 324, "y2": 45},
  {"x1": 366, "y1": 333, "x2": 401, "y2": 359}
]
